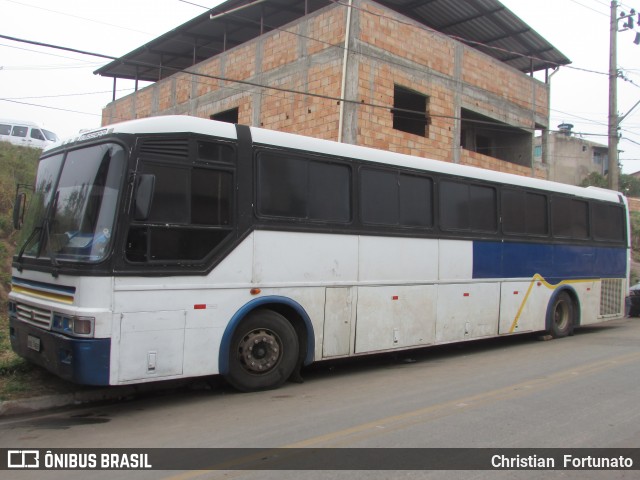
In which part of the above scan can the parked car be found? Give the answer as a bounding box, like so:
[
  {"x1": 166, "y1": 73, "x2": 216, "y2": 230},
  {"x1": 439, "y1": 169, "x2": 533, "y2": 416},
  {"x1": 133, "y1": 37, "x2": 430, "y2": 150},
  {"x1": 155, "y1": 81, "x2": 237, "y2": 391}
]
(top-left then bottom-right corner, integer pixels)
[
  {"x1": 0, "y1": 119, "x2": 59, "y2": 149},
  {"x1": 626, "y1": 283, "x2": 640, "y2": 317}
]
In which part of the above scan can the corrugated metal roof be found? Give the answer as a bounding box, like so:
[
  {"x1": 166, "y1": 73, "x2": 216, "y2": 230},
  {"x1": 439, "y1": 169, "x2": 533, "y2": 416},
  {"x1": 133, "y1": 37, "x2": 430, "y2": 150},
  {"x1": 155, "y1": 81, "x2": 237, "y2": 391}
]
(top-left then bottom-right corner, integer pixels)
[
  {"x1": 94, "y1": 0, "x2": 570, "y2": 82},
  {"x1": 387, "y1": 0, "x2": 569, "y2": 72}
]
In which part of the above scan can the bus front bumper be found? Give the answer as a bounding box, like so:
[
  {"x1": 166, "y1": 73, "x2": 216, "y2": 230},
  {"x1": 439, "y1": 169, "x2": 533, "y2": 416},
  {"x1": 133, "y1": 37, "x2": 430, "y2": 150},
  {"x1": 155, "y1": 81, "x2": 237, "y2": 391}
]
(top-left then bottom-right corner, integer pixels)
[{"x1": 9, "y1": 318, "x2": 111, "y2": 386}]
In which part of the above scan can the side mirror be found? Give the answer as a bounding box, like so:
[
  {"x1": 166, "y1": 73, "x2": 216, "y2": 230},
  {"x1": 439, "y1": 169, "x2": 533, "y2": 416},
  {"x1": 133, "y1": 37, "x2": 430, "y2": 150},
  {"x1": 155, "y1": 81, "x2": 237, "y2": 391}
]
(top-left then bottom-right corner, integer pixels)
[
  {"x1": 13, "y1": 192, "x2": 27, "y2": 230},
  {"x1": 134, "y1": 174, "x2": 155, "y2": 221}
]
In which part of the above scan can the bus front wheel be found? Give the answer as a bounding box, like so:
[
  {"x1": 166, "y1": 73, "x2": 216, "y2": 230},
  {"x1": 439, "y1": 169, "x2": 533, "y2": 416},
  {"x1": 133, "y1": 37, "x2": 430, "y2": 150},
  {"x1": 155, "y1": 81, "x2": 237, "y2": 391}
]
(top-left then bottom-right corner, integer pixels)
[
  {"x1": 225, "y1": 309, "x2": 299, "y2": 392},
  {"x1": 548, "y1": 291, "x2": 575, "y2": 338}
]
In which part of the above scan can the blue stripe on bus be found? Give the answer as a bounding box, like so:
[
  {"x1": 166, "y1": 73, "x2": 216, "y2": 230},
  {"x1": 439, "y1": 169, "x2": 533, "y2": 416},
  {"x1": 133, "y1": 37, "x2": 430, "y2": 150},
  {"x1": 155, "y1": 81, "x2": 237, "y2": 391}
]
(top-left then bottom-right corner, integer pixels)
[
  {"x1": 472, "y1": 241, "x2": 627, "y2": 281},
  {"x1": 11, "y1": 276, "x2": 76, "y2": 295}
]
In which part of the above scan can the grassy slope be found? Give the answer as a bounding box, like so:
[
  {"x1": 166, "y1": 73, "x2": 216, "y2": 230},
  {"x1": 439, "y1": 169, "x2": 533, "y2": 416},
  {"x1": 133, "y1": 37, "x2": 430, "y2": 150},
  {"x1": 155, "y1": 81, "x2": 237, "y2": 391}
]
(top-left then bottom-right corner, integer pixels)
[
  {"x1": 0, "y1": 142, "x2": 38, "y2": 369},
  {"x1": 0, "y1": 142, "x2": 79, "y2": 400}
]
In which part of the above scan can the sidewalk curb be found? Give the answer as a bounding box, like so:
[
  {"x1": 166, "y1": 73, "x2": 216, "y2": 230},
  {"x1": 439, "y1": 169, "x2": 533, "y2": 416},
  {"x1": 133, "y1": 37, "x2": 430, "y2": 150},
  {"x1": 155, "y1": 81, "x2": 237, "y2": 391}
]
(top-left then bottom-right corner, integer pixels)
[
  {"x1": 0, "y1": 377, "x2": 208, "y2": 417},
  {"x1": 0, "y1": 386, "x2": 140, "y2": 417}
]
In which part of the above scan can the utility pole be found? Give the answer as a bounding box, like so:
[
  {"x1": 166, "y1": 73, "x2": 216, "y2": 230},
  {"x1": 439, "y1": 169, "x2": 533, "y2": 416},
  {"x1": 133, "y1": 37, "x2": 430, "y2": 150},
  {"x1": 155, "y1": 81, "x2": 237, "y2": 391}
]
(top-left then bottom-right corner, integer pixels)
[
  {"x1": 609, "y1": 2, "x2": 638, "y2": 191},
  {"x1": 609, "y1": 1, "x2": 619, "y2": 191}
]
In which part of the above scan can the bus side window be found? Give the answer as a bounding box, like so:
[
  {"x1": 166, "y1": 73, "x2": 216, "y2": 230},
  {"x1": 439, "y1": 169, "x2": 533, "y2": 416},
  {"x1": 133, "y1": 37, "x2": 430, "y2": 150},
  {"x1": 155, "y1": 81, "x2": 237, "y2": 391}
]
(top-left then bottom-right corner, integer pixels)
[
  {"x1": 502, "y1": 189, "x2": 548, "y2": 236},
  {"x1": 552, "y1": 196, "x2": 588, "y2": 239},
  {"x1": 439, "y1": 180, "x2": 497, "y2": 233},
  {"x1": 126, "y1": 160, "x2": 234, "y2": 264},
  {"x1": 592, "y1": 203, "x2": 625, "y2": 242},
  {"x1": 126, "y1": 227, "x2": 148, "y2": 262},
  {"x1": 257, "y1": 153, "x2": 351, "y2": 223}
]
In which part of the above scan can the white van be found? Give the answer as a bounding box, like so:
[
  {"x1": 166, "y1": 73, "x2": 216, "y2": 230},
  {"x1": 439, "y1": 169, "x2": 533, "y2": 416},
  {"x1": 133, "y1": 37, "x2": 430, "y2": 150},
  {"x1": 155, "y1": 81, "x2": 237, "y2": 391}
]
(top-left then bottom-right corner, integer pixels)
[{"x1": 0, "y1": 119, "x2": 59, "y2": 149}]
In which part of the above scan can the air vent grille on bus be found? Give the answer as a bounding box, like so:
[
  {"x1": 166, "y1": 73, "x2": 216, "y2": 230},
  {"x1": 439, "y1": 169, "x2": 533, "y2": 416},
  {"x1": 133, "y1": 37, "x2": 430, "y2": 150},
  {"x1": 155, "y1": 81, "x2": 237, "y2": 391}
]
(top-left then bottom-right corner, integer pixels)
[
  {"x1": 139, "y1": 138, "x2": 189, "y2": 159},
  {"x1": 599, "y1": 278, "x2": 624, "y2": 317},
  {"x1": 16, "y1": 302, "x2": 52, "y2": 329}
]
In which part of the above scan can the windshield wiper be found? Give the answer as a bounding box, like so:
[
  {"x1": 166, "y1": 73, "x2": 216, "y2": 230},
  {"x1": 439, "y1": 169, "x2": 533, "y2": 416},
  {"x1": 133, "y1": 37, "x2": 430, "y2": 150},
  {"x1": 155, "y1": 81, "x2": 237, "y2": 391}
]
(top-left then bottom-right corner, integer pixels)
[
  {"x1": 16, "y1": 225, "x2": 42, "y2": 270},
  {"x1": 43, "y1": 192, "x2": 61, "y2": 276},
  {"x1": 16, "y1": 191, "x2": 61, "y2": 276},
  {"x1": 42, "y1": 216, "x2": 61, "y2": 274}
]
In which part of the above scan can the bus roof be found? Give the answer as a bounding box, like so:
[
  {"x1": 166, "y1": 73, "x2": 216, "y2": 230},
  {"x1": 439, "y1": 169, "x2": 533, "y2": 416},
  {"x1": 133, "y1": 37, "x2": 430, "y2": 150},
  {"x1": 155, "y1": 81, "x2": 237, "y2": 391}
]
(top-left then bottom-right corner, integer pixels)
[{"x1": 97, "y1": 115, "x2": 622, "y2": 204}]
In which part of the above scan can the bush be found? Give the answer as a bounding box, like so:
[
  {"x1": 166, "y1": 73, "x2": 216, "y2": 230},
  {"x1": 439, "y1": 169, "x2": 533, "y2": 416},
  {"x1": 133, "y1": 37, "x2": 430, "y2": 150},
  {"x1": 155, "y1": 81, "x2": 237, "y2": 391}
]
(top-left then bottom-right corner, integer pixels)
[{"x1": 0, "y1": 143, "x2": 38, "y2": 305}]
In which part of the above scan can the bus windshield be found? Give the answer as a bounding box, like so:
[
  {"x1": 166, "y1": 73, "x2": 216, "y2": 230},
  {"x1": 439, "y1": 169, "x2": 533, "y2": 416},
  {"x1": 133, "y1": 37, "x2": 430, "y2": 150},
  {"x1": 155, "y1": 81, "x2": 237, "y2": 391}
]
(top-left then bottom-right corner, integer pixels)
[{"x1": 18, "y1": 143, "x2": 126, "y2": 263}]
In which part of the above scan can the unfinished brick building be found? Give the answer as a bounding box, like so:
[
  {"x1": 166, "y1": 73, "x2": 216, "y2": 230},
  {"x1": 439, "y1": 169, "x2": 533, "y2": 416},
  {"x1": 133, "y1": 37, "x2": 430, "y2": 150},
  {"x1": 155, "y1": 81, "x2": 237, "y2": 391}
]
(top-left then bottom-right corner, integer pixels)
[{"x1": 96, "y1": 0, "x2": 569, "y2": 178}]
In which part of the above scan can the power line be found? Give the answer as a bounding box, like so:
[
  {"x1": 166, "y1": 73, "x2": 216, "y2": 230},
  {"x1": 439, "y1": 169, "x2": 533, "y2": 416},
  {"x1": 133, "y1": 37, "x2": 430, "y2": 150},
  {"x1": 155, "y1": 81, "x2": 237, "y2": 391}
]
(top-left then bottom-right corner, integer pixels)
[
  {"x1": 329, "y1": 0, "x2": 610, "y2": 77},
  {"x1": 5, "y1": 0, "x2": 615, "y2": 127},
  {"x1": 0, "y1": 42, "x2": 100, "y2": 64},
  {"x1": 3, "y1": 0, "x2": 228, "y2": 69},
  {"x1": 3, "y1": 89, "x2": 134, "y2": 100},
  {"x1": 176, "y1": 0, "x2": 611, "y2": 123},
  {"x1": 0, "y1": 98, "x2": 103, "y2": 117},
  {"x1": 1, "y1": 0, "x2": 627, "y2": 140},
  {"x1": 3, "y1": 0, "x2": 154, "y2": 37},
  {"x1": 0, "y1": 34, "x2": 117, "y2": 61},
  {"x1": 3, "y1": 30, "x2": 626, "y2": 144},
  {"x1": 178, "y1": 0, "x2": 215, "y2": 8},
  {"x1": 567, "y1": 0, "x2": 609, "y2": 17},
  {"x1": 0, "y1": 33, "x2": 545, "y2": 133},
  {"x1": 550, "y1": 108, "x2": 609, "y2": 127}
]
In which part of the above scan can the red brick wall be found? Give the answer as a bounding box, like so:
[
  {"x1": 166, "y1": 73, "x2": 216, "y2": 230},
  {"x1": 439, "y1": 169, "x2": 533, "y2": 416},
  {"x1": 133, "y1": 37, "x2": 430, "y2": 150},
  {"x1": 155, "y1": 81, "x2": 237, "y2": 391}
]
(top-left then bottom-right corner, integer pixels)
[
  {"x1": 101, "y1": 0, "x2": 548, "y2": 179},
  {"x1": 462, "y1": 149, "x2": 547, "y2": 179}
]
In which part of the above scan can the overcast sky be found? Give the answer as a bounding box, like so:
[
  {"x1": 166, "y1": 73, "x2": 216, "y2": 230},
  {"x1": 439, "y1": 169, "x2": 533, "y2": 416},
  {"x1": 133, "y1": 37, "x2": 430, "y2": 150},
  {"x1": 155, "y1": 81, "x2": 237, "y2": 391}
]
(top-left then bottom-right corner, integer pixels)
[{"x1": 1, "y1": 0, "x2": 640, "y2": 173}]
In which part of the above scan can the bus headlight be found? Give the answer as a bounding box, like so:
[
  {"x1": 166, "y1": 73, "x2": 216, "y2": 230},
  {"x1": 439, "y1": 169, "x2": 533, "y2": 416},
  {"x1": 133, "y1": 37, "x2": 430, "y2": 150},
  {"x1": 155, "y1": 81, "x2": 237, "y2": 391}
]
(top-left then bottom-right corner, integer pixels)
[{"x1": 52, "y1": 314, "x2": 95, "y2": 338}]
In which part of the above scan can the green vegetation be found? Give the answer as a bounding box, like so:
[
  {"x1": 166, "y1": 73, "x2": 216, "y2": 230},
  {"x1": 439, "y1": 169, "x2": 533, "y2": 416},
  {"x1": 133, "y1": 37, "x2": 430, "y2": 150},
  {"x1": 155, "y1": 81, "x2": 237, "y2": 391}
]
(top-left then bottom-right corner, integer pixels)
[
  {"x1": 0, "y1": 142, "x2": 91, "y2": 402},
  {"x1": 0, "y1": 142, "x2": 39, "y2": 400},
  {"x1": 580, "y1": 171, "x2": 640, "y2": 198},
  {"x1": 630, "y1": 212, "x2": 640, "y2": 284}
]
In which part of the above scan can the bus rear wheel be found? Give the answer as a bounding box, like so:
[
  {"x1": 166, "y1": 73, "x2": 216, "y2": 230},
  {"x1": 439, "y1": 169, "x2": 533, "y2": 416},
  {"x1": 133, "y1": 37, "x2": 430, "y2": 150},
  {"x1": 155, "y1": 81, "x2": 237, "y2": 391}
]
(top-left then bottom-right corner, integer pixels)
[
  {"x1": 548, "y1": 291, "x2": 574, "y2": 338},
  {"x1": 225, "y1": 309, "x2": 299, "y2": 392}
]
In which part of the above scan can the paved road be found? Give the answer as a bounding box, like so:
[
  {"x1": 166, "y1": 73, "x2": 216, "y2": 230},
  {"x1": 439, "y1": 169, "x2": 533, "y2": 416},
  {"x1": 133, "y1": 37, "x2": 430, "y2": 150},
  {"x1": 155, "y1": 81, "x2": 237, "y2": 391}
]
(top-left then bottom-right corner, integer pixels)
[{"x1": 1, "y1": 317, "x2": 639, "y2": 480}]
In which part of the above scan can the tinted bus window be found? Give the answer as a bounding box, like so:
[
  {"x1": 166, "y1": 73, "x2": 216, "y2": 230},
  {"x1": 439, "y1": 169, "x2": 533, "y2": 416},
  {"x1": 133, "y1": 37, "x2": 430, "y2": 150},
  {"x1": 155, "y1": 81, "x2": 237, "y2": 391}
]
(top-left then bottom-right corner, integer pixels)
[
  {"x1": 257, "y1": 153, "x2": 351, "y2": 223},
  {"x1": 360, "y1": 168, "x2": 432, "y2": 227},
  {"x1": 440, "y1": 180, "x2": 496, "y2": 232},
  {"x1": 592, "y1": 203, "x2": 625, "y2": 242},
  {"x1": 361, "y1": 169, "x2": 398, "y2": 225},
  {"x1": 502, "y1": 189, "x2": 548, "y2": 235},
  {"x1": 399, "y1": 174, "x2": 433, "y2": 227},
  {"x1": 552, "y1": 196, "x2": 588, "y2": 239}
]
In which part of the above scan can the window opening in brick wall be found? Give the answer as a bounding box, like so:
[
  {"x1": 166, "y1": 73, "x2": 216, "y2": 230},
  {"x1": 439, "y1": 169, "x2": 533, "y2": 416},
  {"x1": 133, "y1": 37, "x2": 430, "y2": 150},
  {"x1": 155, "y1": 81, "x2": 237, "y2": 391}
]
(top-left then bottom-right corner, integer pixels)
[
  {"x1": 460, "y1": 108, "x2": 532, "y2": 167},
  {"x1": 211, "y1": 107, "x2": 239, "y2": 124},
  {"x1": 392, "y1": 85, "x2": 429, "y2": 137}
]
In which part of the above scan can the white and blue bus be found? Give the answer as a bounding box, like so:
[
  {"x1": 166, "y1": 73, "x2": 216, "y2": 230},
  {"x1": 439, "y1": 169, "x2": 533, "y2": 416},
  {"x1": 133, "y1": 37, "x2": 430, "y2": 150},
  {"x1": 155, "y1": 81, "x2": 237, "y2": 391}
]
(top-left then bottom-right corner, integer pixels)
[{"x1": 8, "y1": 116, "x2": 629, "y2": 391}]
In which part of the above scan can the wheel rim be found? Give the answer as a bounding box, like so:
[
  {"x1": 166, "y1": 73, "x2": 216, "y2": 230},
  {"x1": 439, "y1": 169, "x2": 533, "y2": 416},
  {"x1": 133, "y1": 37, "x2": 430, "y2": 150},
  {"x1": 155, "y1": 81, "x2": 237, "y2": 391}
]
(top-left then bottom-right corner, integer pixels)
[
  {"x1": 554, "y1": 300, "x2": 570, "y2": 331},
  {"x1": 237, "y1": 328, "x2": 282, "y2": 374}
]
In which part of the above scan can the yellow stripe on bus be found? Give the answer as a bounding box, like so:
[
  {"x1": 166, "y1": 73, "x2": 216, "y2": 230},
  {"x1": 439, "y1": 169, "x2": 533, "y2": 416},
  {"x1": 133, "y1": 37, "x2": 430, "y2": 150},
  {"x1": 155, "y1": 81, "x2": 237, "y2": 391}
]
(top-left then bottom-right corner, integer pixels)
[
  {"x1": 509, "y1": 274, "x2": 596, "y2": 334},
  {"x1": 12, "y1": 285, "x2": 74, "y2": 305}
]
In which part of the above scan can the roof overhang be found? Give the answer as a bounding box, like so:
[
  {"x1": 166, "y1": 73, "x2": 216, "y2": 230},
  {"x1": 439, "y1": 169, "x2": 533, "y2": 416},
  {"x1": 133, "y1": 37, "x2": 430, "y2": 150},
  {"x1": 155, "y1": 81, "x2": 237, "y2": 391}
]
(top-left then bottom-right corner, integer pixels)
[{"x1": 94, "y1": 0, "x2": 570, "y2": 83}]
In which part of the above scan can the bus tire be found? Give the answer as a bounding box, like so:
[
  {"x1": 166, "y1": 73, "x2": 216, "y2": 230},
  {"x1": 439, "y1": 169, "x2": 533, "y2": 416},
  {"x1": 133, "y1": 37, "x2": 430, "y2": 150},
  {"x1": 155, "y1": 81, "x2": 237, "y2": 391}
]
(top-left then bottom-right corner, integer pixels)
[
  {"x1": 547, "y1": 291, "x2": 574, "y2": 338},
  {"x1": 225, "y1": 309, "x2": 299, "y2": 392}
]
